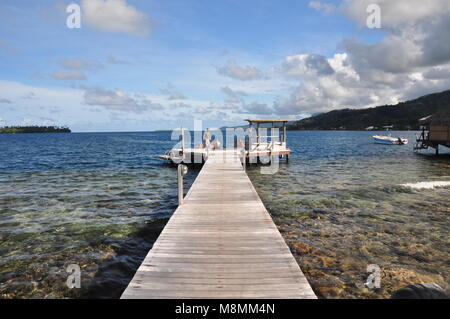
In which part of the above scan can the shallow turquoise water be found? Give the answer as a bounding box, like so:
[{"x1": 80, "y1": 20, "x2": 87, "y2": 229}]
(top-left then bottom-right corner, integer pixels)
[
  {"x1": 0, "y1": 130, "x2": 448, "y2": 298},
  {"x1": 0, "y1": 132, "x2": 201, "y2": 298},
  {"x1": 247, "y1": 131, "x2": 450, "y2": 298}
]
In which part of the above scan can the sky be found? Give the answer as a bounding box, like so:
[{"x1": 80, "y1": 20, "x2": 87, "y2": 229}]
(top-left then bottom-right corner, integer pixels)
[{"x1": 0, "y1": 0, "x2": 449, "y2": 132}]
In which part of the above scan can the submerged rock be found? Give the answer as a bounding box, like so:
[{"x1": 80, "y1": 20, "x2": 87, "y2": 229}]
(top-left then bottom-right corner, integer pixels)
[{"x1": 391, "y1": 283, "x2": 449, "y2": 299}]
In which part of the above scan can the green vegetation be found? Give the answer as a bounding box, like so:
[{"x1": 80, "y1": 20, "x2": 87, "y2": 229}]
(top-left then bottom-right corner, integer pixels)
[
  {"x1": 0, "y1": 125, "x2": 71, "y2": 134},
  {"x1": 289, "y1": 90, "x2": 450, "y2": 130}
]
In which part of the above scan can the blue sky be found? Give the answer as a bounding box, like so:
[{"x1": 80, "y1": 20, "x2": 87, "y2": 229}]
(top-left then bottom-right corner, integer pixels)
[{"x1": 0, "y1": 0, "x2": 449, "y2": 131}]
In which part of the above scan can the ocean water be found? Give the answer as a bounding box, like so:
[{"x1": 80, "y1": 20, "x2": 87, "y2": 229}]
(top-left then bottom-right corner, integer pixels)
[
  {"x1": 0, "y1": 132, "x2": 201, "y2": 298},
  {"x1": 0, "y1": 131, "x2": 449, "y2": 298},
  {"x1": 247, "y1": 131, "x2": 450, "y2": 298}
]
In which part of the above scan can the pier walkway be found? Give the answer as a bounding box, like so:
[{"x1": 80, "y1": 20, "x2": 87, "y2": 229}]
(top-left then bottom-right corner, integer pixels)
[{"x1": 121, "y1": 150, "x2": 316, "y2": 299}]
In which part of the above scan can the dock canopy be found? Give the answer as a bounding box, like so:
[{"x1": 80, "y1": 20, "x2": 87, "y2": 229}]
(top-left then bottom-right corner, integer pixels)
[
  {"x1": 244, "y1": 119, "x2": 291, "y2": 154},
  {"x1": 245, "y1": 119, "x2": 290, "y2": 124}
]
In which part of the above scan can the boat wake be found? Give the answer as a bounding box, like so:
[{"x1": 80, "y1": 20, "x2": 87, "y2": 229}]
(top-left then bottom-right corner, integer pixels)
[{"x1": 401, "y1": 181, "x2": 450, "y2": 189}]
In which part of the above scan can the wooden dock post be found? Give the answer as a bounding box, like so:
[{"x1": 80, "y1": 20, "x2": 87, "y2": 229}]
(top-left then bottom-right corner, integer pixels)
[
  {"x1": 177, "y1": 164, "x2": 187, "y2": 205},
  {"x1": 122, "y1": 150, "x2": 316, "y2": 299},
  {"x1": 241, "y1": 148, "x2": 246, "y2": 171}
]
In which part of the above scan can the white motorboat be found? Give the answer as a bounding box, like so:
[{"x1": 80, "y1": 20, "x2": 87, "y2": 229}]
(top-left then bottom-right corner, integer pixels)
[{"x1": 373, "y1": 135, "x2": 408, "y2": 145}]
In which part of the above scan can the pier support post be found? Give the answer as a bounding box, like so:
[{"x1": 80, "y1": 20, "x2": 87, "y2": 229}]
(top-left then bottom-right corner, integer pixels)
[
  {"x1": 241, "y1": 149, "x2": 246, "y2": 171},
  {"x1": 178, "y1": 164, "x2": 188, "y2": 205}
]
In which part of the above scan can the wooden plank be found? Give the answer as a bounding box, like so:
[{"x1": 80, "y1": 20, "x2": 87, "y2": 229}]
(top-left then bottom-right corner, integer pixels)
[
  {"x1": 130, "y1": 277, "x2": 307, "y2": 285},
  {"x1": 123, "y1": 291, "x2": 309, "y2": 299},
  {"x1": 133, "y1": 270, "x2": 307, "y2": 278},
  {"x1": 136, "y1": 266, "x2": 302, "y2": 274},
  {"x1": 121, "y1": 149, "x2": 316, "y2": 299}
]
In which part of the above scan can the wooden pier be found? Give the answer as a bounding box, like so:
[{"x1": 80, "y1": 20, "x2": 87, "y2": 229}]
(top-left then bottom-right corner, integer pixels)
[
  {"x1": 415, "y1": 113, "x2": 450, "y2": 155},
  {"x1": 121, "y1": 150, "x2": 316, "y2": 299}
]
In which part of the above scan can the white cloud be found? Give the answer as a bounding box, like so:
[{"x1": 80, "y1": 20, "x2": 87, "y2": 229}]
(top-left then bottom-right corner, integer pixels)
[
  {"x1": 21, "y1": 118, "x2": 34, "y2": 125},
  {"x1": 0, "y1": 80, "x2": 222, "y2": 130},
  {"x1": 241, "y1": 102, "x2": 273, "y2": 115},
  {"x1": 0, "y1": 82, "x2": 82, "y2": 105},
  {"x1": 59, "y1": 58, "x2": 102, "y2": 71},
  {"x1": 0, "y1": 39, "x2": 20, "y2": 56},
  {"x1": 84, "y1": 86, "x2": 164, "y2": 113},
  {"x1": 81, "y1": 0, "x2": 151, "y2": 37},
  {"x1": 268, "y1": 0, "x2": 450, "y2": 116},
  {"x1": 0, "y1": 98, "x2": 12, "y2": 103},
  {"x1": 51, "y1": 71, "x2": 86, "y2": 81},
  {"x1": 217, "y1": 60, "x2": 263, "y2": 81},
  {"x1": 221, "y1": 86, "x2": 247, "y2": 103},
  {"x1": 159, "y1": 84, "x2": 187, "y2": 100},
  {"x1": 423, "y1": 66, "x2": 450, "y2": 80},
  {"x1": 308, "y1": 1, "x2": 335, "y2": 14},
  {"x1": 342, "y1": 0, "x2": 450, "y2": 74},
  {"x1": 209, "y1": 101, "x2": 239, "y2": 111},
  {"x1": 195, "y1": 106, "x2": 208, "y2": 114},
  {"x1": 169, "y1": 102, "x2": 191, "y2": 109},
  {"x1": 281, "y1": 54, "x2": 335, "y2": 78},
  {"x1": 106, "y1": 56, "x2": 129, "y2": 64},
  {"x1": 167, "y1": 92, "x2": 186, "y2": 100},
  {"x1": 272, "y1": 53, "x2": 447, "y2": 115},
  {"x1": 22, "y1": 92, "x2": 37, "y2": 99},
  {"x1": 344, "y1": 0, "x2": 450, "y2": 27},
  {"x1": 60, "y1": 58, "x2": 88, "y2": 70},
  {"x1": 0, "y1": 80, "x2": 88, "y2": 127}
]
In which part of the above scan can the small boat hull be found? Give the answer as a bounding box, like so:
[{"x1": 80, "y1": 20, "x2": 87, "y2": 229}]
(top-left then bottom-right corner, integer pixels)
[
  {"x1": 158, "y1": 148, "x2": 209, "y2": 164},
  {"x1": 373, "y1": 135, "x2": 408, "y2": 145}
]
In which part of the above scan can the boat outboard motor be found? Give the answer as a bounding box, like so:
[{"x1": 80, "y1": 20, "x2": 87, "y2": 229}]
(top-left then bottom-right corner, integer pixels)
[{"x1": 398, "y1": 137, "x2": 404, "y2": 145}]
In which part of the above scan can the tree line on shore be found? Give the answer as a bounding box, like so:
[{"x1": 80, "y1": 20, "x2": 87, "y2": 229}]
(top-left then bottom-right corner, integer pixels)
[
  {"x1": 288, "y1": 90, "x2": 450, "y2": 130},
  {"x1": 0, "y1": 125, "x2": 71, "y2": 133}
]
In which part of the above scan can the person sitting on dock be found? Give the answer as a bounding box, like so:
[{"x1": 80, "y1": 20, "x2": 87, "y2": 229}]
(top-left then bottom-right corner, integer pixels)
[
  {"x1": 212, "y1": 139, "x2": 221, "y2": 150},
  {"x1": 204, "y1": 128, "x2": 211, "y2": 149}
]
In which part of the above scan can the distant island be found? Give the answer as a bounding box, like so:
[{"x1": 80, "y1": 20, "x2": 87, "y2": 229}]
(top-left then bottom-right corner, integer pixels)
[
  {"x1": 0, "y1": 126, "x2": 71, "y2": 134},
  {"x1": 289, "y1": 90, "x2": 450, "y2": 130}
]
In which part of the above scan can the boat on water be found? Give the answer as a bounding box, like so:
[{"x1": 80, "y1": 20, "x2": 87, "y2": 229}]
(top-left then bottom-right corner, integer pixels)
[{"x1": 373, "y1": 135, "x2": 408, "y2": 145}]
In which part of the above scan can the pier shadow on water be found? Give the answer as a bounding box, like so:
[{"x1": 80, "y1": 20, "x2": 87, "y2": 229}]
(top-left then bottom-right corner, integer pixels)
[
  {"x1": 81, "y1": 218, "x2": 169, "y2": 299},
  {"x1": 80, "y1": 165, "x2": 202, "y2": 299}
]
